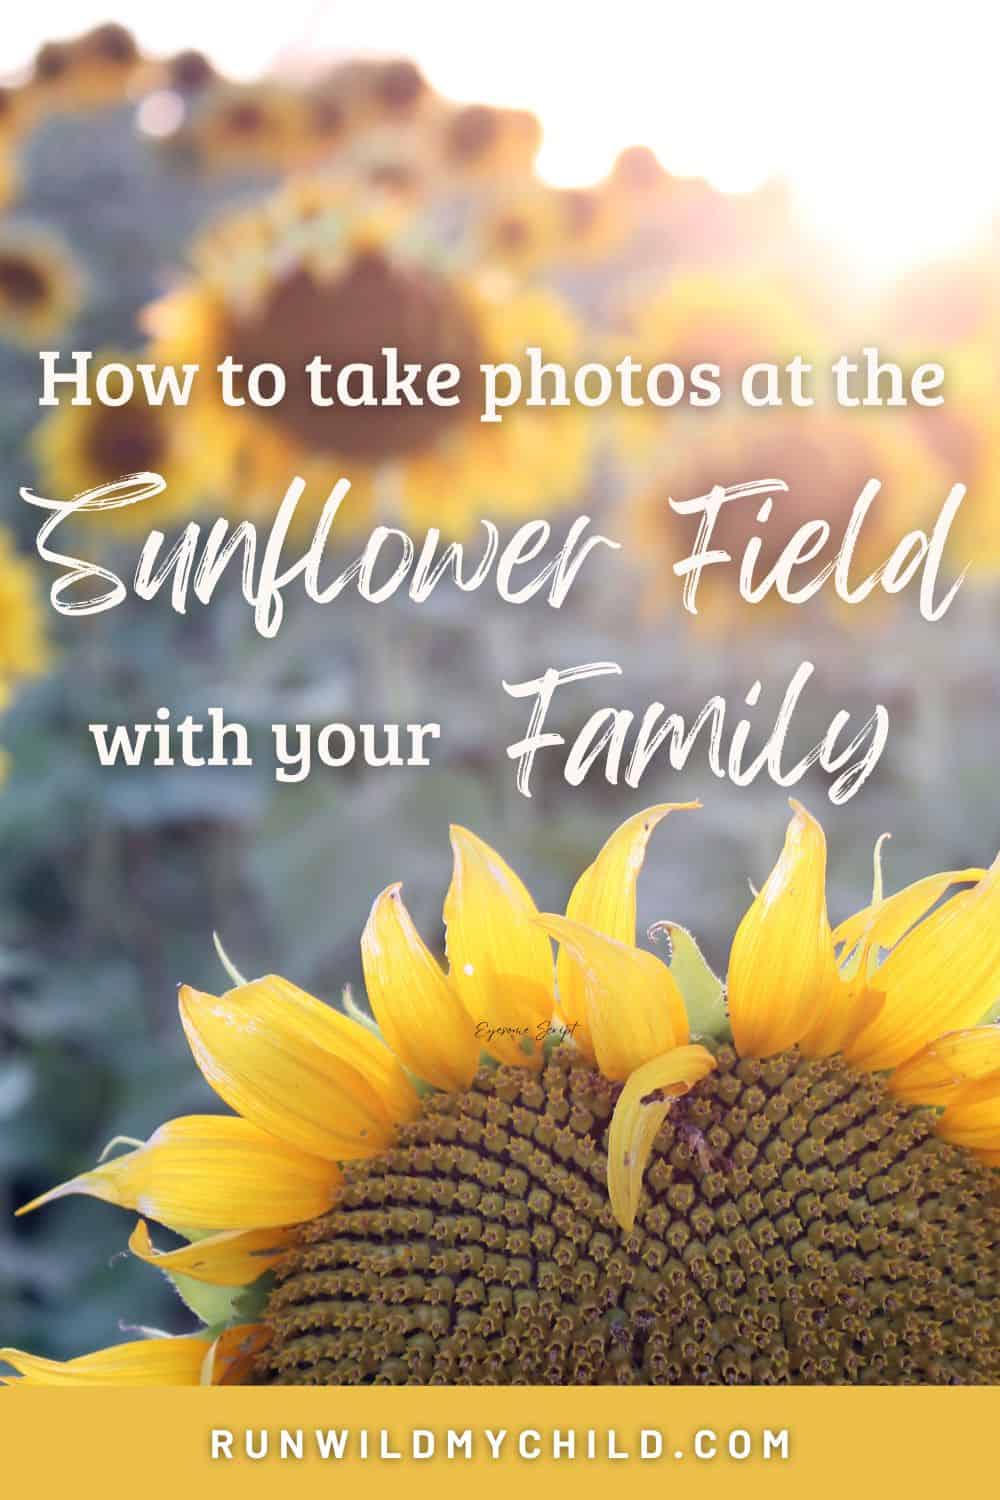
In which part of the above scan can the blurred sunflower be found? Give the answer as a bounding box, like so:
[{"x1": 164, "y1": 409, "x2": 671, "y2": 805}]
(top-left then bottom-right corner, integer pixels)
[
  {"x1": 625, "y1": 406, "x2": 947, "y2": 625},
  {"x1": 180, "y1": 82, "x2": 307, "y2": 172},
  {"x1": 436, "y1": 103, "x2": 542, "y2": 181},
  {"x1": 473, "y1": 182, "x2": 625, "y2": 273},
  {"x1": 317, "y1": 57, "x2": 436, "y2": 132},
  {"x1": 27, "y1": 25, "x2": 145, "y2": 113},
  {"x1": 33, "y1": 350, "x2": 221, "y2": 533},
  {"x1": 148, "y1": 180, "x2": 589, "y2": 535},
  {"x1": 607, "y1": 144, "x2": 672, "y2": 204},
  {"x1": 0, "y1": 225, "x2": 83, "y2": 346},
  {"x1": 292, "y1": 84, "x2": 357, "y2": 168},
  {"x1": 5, "y1": 802, "x2": 999, "y2": 1385},
  {"x1": 551, "y1": 184, "x2": 626, "y2": 265},
  {"x1": 160, "y1": 50, "x2": 218, "y2": 99},
  {"x1": 611, "y1": 267, "x2": 827, "y2": 459},
  {"x1": 872, "y1": 328, "x2": 1000, "y2": 580},
  {"x1": 0, "y1": 527, "x2": 51, "y2": 691},
  {"x1": 0, "y1": 146, "x2": 18, "y2": 214},
  {"x1": 0, "y1": 82, "x2": 37, "y2": 146}
]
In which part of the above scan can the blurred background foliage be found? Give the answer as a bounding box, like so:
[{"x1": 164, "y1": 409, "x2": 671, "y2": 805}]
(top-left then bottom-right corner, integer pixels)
[{"x1": 1, "y1": 18, "x2": 998, "y2": 1358}]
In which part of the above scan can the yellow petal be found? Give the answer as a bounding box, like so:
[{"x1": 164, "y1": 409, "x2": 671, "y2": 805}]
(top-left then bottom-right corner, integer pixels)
[
  {"x1": 361, "y1": 883, "x2": 479, "y2": 1091},
  {"x1": 936, "y1": 1074, "x2": 1000, "y2": 1151},
  {"x1": 537, "y1": 914, "x2": 688, "y2": 1081},
  {"x1": 179, "y1": 977, "x2": 416, "y2": 1162},
  {"x1": 889, "y1": 1026, "x2": 1000, "y2": 1107},
  {"x1": 727, "y1": 801, "x2": 839, "y2": 1057},
  {"x1": 606, "y1": 1045, "x2": 717, "y2": 1231},
  {"x1": 847, "y1": 852, "x2": 1000, "y2": 1071},
  {"x1": 558, "y1": 803, "x2": 700, "y2": 1051},
  {"x1": 203, "y1": 1323, "x2": 271, "y2": 1385},
  {"x1": 1, "y1": 1336, "x2": 210, "y2": 1386},
  {"x1": 834, "y1": 867, "x2": 987, "y2": 957},
  {"x1": 974, "y1": 1148, "x2": 1000, "y2": 1167},
  {"x1": 444, "y1": 825, "x2": 555, "y2": 1068},
  {"x1": 798, "y1": 974, "x2": 886, "y2": 1059},
  {"x1": 129, "y1": 1219, "x2": 294, "y2": 1285},
  {"x1": 17, "y1": 1115, "x2": 341, "y2": 1231}
]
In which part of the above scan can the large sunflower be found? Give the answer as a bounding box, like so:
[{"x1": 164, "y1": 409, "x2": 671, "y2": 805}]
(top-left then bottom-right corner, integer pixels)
[
  {"x1": 5, "y1": 803, "x2": 998, "y2": 1385},
  {"x1": 149, "y1": 180, "x2": 589, "y2": 536}
]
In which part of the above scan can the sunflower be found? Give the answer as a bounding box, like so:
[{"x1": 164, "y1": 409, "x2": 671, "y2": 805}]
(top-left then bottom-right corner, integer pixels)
[
  {"x1": 611, "y1": 267, "x2": 826, "y2": 460},
  {"x1": 33, "y1": 351, "x2": 222, "y2": 534},
  {"x1": 0, "y1": 527, "x2": 51, "y2": 690},
  {"x1": 436, "y1": 103, "x2": 542, "y2": 181},
  {"x1": 869, "y1": 330, "x2": 1000, "y2": 580},
  {"x1": 27, "y1": 25, "x2": 145, "y2": 113},
  {"x1": 607, "y1": 144, "x2": 673, "y2": 203},
  {"x1": 624, "y1": 405, "x2": 948, "y2": 626},
  {"x1": 0, "y1": 82, "x2": 37, "y2": 146},
  {"x1": 0, "y1": 146, "x2": 18, "y2": 214},
  {"x1": 180, "y1": 82, "x2": 309, "y2": 173},
  {"x1": 550, "y1": 184, "x2": 627, "y2": 265},
  {"x1": 148, "y1": 180, "x2": 589, "y2": 536},
  {"x1": 160, "y1": 50, "x2": 218, "y2": 99},
  {"x1": 5, "y1": 802, "x2": 999, "y2": 1386},
  {"x1": 473, "y1": 183, "x2": 625, "y2": 273},
  {"x1": 317, "y1": 57, "x2": 435, "y2": 132},
  {"x1": 0, "y1": 225, "x2": 83, "y2": 346}
]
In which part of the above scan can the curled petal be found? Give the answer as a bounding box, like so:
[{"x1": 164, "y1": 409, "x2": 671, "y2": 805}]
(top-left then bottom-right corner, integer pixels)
[
  {"x1": 179, "y1": 977, "x2": 416, "y2": 1162},
  {"x1": 361, "y1": 883, "x2": 478, "y2": 1091},
  {"x1": 1, "y1": 1336, "x2": 210, "y2": 1386},
  {"x1": 889, "y1": 1026, "x2": 1000, "y2": 1107},
  {"x1": 834, "y1": 867, "x2": 987, "y2": 959},
  {"x1": 444, "y1": 825, "x2": 554, "y2": 1067},
  {"x1": 847, "y1": 852, "x2": 1000, "y2": 1071},
  {"x1": 607, "y1": 1045, "x2": 717, "y2": 1231},
  {"x1": 128, "y1": 1219, "x2": 294, "y2": 1286},
  {"x1": 727, "y1": 801, "x2": 839, "y2": 1057},
  {"x1": 538, "y1": 914, "x2": 688, "y2": 1081},
  {"x1": 16, "y1": 1115, "x2": 341, "y2": 1232},
  {"x1": 559, "y1": 803, "x2": 699, "y2": 1052},
  {"x1": 203, "y1": 1323, "x2": 271, "y2": 1386}
]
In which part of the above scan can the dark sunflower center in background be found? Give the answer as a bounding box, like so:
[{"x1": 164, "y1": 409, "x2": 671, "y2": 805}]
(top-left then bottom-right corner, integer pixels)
[
  {"x1": 223, "y1": 102, "x2": 268, "y2": 138},
  {"x1": 34, "y1": 43, "x2": 72, "y2": 83},
  {"x1": 261, "y1": 1046, "x2": 999, "y2": 1385},
  {"x1": 0, "y1": 256, "x2": 49, "y2": 309},
  {"x1": 167, "y1": 51, "x2": 216, "y2": 96},
  {"x1": 561, "y1": 189, "x2": 601, "y2": 237},
  {"x1": 83, "y1": 24, "x2": 139, "y2": 67},
  {"x1": 85, "y1": 406, "x2": 168, "y2": 475},
  {"x1": 445, "y1": 105, "x2": 500, "y2": 165},
  {"x1": 307, "y1": 97, "x2": 347, "y2": 142},
  {"x1": 375, "y1": 61, "x2": 426, "y2": 114},
  {"x1": 226, "y1": 253, "x2": 482, "y2": 461}
]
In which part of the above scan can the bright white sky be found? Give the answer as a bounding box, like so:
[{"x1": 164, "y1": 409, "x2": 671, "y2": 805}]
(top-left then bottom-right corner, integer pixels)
[{"x1": 6, "y1": 1, "x2": 999, "y2": 274}]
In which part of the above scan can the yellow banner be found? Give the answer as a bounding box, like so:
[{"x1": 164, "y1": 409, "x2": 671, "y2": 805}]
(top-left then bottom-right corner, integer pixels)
[{"x1": 3, "y1": 1386, "x2": 993, "y2": 1498}]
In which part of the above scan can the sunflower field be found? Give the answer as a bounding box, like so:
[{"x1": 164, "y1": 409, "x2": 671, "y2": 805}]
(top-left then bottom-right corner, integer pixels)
[{"x1": 0, "y1": 20, "x2": 998, "y2": 1384}]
